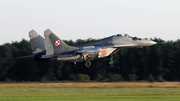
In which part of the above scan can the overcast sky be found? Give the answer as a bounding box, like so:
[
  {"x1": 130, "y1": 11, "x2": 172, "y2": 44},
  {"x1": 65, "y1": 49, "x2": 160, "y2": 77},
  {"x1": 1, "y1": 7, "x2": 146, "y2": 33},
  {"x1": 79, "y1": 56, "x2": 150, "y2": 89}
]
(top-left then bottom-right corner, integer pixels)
[{"x1": 0, "y1": 0, "x2": 180, "y2": 45}]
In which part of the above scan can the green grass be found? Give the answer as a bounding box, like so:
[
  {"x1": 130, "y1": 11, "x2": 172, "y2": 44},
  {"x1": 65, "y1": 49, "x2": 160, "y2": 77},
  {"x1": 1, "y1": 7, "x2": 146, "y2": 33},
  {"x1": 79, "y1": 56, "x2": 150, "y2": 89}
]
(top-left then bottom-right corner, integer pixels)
[{"x1": 0, "y1": 84, "x2": 180, "y2": 101}]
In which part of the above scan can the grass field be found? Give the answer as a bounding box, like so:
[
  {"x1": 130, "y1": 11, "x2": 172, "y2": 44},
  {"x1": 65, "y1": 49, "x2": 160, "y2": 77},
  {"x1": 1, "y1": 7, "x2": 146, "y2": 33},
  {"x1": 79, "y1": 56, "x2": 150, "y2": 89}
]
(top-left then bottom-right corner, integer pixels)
[{"x1": 0, "y1": 82, "x2": 180, "y2": 101}]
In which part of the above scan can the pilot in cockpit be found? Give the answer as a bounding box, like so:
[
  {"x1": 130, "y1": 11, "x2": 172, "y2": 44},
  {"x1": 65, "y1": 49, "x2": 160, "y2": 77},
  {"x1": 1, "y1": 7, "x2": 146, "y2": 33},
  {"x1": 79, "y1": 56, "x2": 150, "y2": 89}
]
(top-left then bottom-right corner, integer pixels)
[
  {"x1": 116, "y1": 34, "x2": 123, "y2": 37},
  {"x1": 124, "y1": 34, "x2": 128, "y2": 37}
]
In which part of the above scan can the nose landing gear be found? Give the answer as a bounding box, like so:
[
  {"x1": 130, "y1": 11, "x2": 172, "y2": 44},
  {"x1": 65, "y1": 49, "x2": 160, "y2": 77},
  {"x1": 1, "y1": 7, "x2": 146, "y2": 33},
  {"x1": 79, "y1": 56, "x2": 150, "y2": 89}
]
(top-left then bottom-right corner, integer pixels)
[
  {"x1": 108, "y1": 48, "x2": 120, "y2": 65},
  {"x1": 109, "y1": 54, "x2": 114, "y2": 65}
]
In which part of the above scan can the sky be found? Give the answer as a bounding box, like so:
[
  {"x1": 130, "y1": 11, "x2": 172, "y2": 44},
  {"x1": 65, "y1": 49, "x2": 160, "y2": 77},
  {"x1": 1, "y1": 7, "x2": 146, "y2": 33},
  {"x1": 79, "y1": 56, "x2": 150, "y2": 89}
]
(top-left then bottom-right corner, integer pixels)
[{"x1": 0, "y1": 0, "x2": 180, "y2": 45}]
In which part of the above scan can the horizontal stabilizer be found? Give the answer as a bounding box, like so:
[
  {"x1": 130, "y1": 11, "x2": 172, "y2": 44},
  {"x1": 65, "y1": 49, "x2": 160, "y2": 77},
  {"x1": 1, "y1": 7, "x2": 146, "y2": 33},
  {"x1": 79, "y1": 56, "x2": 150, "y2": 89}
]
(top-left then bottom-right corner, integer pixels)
[{"x1": 42, "y1": 54, "x2": 56, "y2": 59}]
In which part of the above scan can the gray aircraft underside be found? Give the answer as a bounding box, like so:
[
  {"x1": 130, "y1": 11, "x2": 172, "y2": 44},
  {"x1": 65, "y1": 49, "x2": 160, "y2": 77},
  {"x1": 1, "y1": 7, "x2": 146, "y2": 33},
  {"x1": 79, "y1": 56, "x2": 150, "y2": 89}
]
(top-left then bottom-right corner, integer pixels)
[{"x1": 29, "y1": 29, "x2": 157, "y2": 67}]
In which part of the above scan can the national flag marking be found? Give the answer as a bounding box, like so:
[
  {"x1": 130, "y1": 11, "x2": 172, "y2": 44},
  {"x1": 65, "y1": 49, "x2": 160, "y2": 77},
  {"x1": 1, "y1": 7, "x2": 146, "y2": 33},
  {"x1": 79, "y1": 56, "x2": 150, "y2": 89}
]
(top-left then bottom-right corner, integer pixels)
[{"x1": 55, "y1": 40, "x2": 60, "y2": 46}]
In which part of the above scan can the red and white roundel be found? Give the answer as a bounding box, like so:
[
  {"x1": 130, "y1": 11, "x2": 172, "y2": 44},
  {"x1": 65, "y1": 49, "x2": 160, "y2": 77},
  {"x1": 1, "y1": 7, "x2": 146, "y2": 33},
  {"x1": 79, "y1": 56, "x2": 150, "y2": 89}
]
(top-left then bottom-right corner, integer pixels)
[{"x1": 55, "y1": 40, "x2": 60, "y2": 46}]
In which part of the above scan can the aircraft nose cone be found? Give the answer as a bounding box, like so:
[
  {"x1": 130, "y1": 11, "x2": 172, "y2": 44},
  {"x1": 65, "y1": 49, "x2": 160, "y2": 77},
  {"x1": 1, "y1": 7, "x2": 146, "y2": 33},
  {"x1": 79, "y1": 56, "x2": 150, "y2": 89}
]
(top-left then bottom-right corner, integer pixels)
[
  {"x1": 143, "y1": 40, "x2": 157, "y2": 46},
  {"x1": 150, "y1": 41, "x2": 157, "y2": 45}
]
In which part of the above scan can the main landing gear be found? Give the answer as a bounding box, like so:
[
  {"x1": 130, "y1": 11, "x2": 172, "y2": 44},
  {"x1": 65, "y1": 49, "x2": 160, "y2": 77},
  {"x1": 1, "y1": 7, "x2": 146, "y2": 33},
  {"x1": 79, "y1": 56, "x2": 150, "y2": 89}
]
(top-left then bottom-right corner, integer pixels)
[
  {"x1": 83, "y1": 53, "x2": 91, "y2": 68},
  {"x1": 71, "y1": 62, "x2": 77, "y2": 68},
  {"x1": 71, "y1": 61, "x2": 91, "y2": 68},
  {"x1": 84, "y1": 60, "x2": 91, "y2": 68}
]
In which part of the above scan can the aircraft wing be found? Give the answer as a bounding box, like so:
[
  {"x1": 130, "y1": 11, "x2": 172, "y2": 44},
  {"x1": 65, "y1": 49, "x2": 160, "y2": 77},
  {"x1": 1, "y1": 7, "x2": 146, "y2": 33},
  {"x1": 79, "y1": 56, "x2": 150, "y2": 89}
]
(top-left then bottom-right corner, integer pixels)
[
  {"x1": 96, "y1": 43, "x2": 137, "y2": 48},
  {"x1": 112, "y1": 43, "x2": 137, "y2": 48},
  {"x1": 75, "y1": 47, "x2": 101, "y2": 53},
  {"x1": 75, "y1": 43, "x2": 136, "y2": 54}
]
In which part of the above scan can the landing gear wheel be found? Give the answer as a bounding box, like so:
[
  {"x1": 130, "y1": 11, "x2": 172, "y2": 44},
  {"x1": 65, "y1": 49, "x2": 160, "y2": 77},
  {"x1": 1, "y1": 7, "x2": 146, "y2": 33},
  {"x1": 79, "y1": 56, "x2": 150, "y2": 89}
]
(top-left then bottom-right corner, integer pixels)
[
  {"x1": 71, "y1": 62, "x2": 77, "y2": 68},
  {"x1": 84, "y1": 60, "x2": 91, "y2": 68},
  {"x1": 109, "y1": 60, "x2": 114, "y2": 65}
]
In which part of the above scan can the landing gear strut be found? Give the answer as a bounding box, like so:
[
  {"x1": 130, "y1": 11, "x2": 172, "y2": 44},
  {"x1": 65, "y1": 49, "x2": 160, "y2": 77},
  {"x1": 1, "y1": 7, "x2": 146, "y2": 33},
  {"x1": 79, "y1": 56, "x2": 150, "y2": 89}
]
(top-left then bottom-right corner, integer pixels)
[
  {"x1": 71, "y1": 62, "x2": 77, "y2": 68},
  {"x1": 108, "y1": 48, "x2": 120, "y2": 65},
  {"x1": 82, "y1": 53, "x2": 91, "y2": 68},
  {"x1": 109, "y1": 54, "x2": 114, "y2": 65}
]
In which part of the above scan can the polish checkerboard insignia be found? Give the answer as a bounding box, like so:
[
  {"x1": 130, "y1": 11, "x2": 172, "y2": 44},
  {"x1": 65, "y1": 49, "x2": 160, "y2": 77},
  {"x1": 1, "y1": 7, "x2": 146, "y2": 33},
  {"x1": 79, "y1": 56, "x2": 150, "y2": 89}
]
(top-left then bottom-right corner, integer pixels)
[{"x1": 55, "y1": 40, "x2": 60, "y2": 46}]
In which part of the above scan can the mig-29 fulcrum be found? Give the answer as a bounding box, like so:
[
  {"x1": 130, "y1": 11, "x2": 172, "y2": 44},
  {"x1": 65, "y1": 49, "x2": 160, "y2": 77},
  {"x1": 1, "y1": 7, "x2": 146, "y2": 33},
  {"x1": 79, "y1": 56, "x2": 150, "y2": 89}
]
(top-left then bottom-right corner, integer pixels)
[{"x1": 29, "y1": 29, "x2": 157, "y2": 67}]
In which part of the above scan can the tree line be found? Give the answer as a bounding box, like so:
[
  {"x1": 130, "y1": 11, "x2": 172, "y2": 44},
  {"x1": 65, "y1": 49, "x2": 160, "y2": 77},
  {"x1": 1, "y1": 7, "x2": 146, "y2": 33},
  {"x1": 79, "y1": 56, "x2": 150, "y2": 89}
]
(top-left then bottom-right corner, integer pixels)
[{"x1": 0, "y1": 38, "x2": 180, "y2": 82}]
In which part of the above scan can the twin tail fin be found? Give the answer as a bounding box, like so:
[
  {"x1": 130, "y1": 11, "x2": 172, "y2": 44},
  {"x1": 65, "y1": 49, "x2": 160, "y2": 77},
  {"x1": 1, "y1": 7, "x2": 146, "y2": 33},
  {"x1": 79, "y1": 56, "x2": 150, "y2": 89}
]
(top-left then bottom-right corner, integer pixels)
[
  {"x1": 29, "y1": 30, "x2": 45, "y2": 55},
  {"x1": 29, "y1": 29, "x2": 79, "y2": 57},
  {"x1": 44, "y1": 29, "x2": 79, "y2": 55}
]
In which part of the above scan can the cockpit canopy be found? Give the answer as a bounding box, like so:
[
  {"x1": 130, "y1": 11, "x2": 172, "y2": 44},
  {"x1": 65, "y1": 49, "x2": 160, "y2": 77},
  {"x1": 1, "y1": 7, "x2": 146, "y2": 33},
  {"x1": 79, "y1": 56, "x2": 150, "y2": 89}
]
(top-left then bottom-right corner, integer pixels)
[
  {"x1": 114, "y1": 34, "x2": 133, "y2": 38},
  {"x1": 114, "y1": 34, "x2": 141, "y2": 40}
]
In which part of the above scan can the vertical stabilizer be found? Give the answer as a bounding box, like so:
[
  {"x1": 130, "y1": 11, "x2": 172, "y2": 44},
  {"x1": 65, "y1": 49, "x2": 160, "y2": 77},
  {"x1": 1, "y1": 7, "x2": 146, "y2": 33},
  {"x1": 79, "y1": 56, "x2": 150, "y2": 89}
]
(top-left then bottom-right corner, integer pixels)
[
  {"x1": 44, "y1": 29, "x2": 79, "y2": 54},
  {"x1": 29, "y1": 30, "x2": 45, "y2": 55},
  {"x1": 44, "y1": 30, "x2": 54, "y2": 55}
]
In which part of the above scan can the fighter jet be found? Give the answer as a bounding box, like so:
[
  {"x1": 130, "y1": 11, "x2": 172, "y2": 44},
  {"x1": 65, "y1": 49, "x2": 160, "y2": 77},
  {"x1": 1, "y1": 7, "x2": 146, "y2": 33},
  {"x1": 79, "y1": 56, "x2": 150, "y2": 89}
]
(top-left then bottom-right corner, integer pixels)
[{"x1": 29, "y1": 29, "x2": 157, "y2": 67}]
